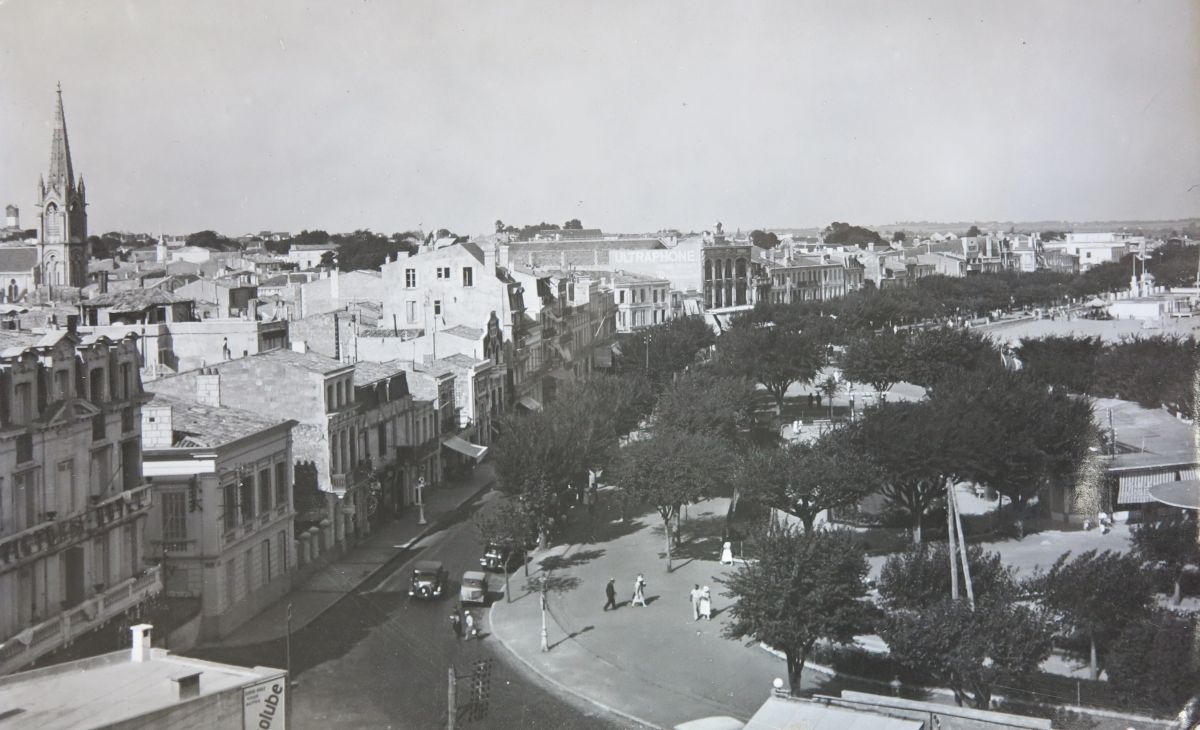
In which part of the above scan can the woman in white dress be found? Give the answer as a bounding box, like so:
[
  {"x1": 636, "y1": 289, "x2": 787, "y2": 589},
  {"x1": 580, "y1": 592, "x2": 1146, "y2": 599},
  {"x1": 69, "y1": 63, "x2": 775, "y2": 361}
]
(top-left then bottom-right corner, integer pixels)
[
  {"x1": 699, "y1": 586, "x2": 712, "y2": 620},
  {"x1": 720, "y1": 541, "x2": 734, "y2": 565}
]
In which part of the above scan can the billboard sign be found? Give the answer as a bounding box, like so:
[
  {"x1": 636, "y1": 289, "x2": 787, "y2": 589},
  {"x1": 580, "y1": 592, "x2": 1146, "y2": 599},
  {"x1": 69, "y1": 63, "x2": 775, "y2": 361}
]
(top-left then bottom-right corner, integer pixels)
[
  {"x1": 609, "y1": 239, "x2": 703, "y2": 292},
  {"x1": 243, "y1": 677, "x2": 286, "y2": 730}
]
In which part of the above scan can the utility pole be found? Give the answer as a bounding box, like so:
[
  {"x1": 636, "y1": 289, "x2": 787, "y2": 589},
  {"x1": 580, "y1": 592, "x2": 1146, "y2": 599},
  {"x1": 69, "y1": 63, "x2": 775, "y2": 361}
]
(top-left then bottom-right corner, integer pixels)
[
  {"x1": 947, "y1": 478, "x2": 959, "y2": 601},
  {"x1": 446, "y1": 667, "x2": 456, "y2": 730},
  {"x1": 285, "y1": 603, "x2": 293, "y2": 730},
  {"x1": 540, "y1": 589, "x2": 549, "y2": 652},
  {"x1": 950, "y1": 485, "x2": 975, "y2": 610}
]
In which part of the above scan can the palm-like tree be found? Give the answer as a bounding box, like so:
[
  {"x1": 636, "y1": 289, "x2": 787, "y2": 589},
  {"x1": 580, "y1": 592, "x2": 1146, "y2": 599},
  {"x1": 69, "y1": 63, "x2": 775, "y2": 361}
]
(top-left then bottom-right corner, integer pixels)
[{"x1": 816, "y1": 374, "x2": 841, "y2": 420}]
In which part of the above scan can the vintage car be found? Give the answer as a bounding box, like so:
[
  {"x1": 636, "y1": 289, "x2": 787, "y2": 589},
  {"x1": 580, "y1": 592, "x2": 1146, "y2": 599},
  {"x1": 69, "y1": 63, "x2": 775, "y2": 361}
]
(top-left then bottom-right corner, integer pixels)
[
  {"x1": 460, "y1": 570, "x2": 489, "y2": 605},
  {"x1": 479, "y1": 543, "x2": 519, "y2": 572},
  {"x1": 409, "y1": 560, "x2": 446, "y2": 599}
]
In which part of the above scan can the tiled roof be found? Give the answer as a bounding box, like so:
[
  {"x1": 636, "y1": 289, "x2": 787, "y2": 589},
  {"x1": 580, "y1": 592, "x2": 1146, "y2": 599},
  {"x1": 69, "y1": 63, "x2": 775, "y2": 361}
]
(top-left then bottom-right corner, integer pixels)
[
  {"x1": 0, "y1": 246, "x2": 39, "y2": 272},
  {"x1": 442, "y1": 325, "x2": 483, "y2": 340},
  {"x1": 438, "y1": 353, "x2": 486, "y2": 369},
  {"x1": 253, "y1": 348, "x2": 351, "y2": 374},
  {"x1": 85, "y1": 288, "x2": 187, "y2": 312},
  {"x1": 353, "y1": 359, "x2": 408, "y2": 386},
  {"x1": 149, "y1": 392, "x2": 289, "y2": 448},
  {"x1": 0, "y1": 330, "x2": 45, "y2": 355}
]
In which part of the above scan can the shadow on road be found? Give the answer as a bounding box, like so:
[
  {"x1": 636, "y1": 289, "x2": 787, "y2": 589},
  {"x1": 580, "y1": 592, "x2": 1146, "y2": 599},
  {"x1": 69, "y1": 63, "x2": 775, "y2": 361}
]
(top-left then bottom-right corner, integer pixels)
[
  {"x1": 540, "y1": 548, "x2": 606, "y2": 571},
  {"x1": 548, "y1": 624, "x2": 594, "y2": 650}
]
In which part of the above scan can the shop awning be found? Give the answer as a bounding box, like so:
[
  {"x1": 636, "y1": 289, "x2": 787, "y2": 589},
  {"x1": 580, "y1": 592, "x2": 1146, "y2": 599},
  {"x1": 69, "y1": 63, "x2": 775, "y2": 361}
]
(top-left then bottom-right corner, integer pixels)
[
  {"x1": 517, "y1": 396, "x2": 543, "y2": 412},
  {"x1": 442, "y1": 435, "x2": 488, "y2": 462},
  {"x1": 1149, "y1": 480, "x2": 1200, "y2": 510}
]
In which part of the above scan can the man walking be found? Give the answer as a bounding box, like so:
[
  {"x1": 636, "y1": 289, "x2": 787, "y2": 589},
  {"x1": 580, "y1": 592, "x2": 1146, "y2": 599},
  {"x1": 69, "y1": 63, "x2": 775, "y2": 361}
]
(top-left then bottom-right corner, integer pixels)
[
  {"x1": 603, "y1": 578, "x2": 618, "y2": 611},
  {"x1": 689, "y1": 584, "x2": 702, "y2": 621},
  {"x1": 450, "y1": 605, "x2": 463, "y2": 640}
]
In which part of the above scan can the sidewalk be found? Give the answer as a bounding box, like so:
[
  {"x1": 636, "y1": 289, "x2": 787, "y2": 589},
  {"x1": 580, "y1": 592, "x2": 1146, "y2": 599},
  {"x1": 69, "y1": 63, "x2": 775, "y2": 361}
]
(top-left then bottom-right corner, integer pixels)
[
  {"x1": 489, "y1": 494, "x2": 1171, "y2": 730},
  {"x1": 489, "y1": 498, "x2": 799, "y2": 729},
  {"x1": 203, "y1": 463, "x2": 496, "y2": 648}
]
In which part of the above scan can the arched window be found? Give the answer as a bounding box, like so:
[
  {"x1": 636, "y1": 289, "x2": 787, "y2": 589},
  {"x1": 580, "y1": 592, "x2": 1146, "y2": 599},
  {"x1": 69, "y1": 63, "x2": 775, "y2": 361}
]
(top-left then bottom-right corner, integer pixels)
[
  {"x1": 724, "y1": 259, "x2": 733, "y2": 279},
  {"x1": 736, "y1": 258, "x2": 747, "y2": 279}
]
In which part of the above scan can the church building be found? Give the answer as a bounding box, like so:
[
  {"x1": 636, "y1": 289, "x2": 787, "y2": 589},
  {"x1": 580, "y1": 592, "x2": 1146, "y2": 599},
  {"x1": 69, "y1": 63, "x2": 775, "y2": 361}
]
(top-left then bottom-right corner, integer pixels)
[{"x1": 0, "y1": 85, "x2": 90, "y2": 302}]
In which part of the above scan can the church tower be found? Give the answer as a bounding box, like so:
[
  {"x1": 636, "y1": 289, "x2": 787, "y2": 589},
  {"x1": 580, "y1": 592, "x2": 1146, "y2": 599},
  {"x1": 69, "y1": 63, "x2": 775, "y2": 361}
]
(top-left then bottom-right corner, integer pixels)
[{"x1": 36, "y1": 84, "x2": 88, "y2": 288}]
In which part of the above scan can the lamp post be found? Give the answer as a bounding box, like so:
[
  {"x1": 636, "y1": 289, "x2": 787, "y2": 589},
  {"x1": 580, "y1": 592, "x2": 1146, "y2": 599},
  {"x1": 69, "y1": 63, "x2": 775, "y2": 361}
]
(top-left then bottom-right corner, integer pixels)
[
  {"x1": 539, "y1": 589, "x2": 549, "y2": 652},
  {"x1": 417, "y1": 476, "x2": 428, "y2": 526},
  {"x1": 285, "y1": 602, "x2": 293, "y2": 730}
]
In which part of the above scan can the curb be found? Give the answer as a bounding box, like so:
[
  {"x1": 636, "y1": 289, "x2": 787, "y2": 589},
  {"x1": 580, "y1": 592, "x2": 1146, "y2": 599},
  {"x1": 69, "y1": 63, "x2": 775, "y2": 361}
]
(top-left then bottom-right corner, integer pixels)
[{"x1": 488, "y1": 545, "x2": 661, "y2": 730}]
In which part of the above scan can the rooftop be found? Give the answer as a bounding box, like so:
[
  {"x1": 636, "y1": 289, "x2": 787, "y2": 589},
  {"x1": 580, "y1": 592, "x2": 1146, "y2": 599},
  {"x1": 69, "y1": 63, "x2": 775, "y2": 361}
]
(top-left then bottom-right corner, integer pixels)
[
  {"x1": 0, "y1": 330, "x2": 46, "y2": 355},
  {"x1": 1096, "y1": 396, "x2": 1198, "y2": 469},
  {"x1": 0, "y1": 648, "x2": 283, "y2": 730},
  {"x1": 253, "y1": 347, "x2": 352, "y2": 375},
  {"x1": 353, "y1": 359, "x2": 408, "y2": 386},
  {"x1": 437, "y1": 353, "x2": 487, "y2": 369},
  {"x1": 84, "y1": 288, "x2": 188, "y2": 312},
  {"x1": 147, "y1": 392, "x2": 292, "y2": 448},
  {"x1": 290, "y1": 242, "x2": 337, "y2": 251},
  {"x1": 442, "y1": 324, "x2": 483, "y2": 340}
]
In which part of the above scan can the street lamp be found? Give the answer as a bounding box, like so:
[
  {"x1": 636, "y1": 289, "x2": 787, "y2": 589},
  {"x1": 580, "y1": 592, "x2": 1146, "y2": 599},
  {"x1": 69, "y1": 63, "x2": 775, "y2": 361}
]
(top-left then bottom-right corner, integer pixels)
[
  {"x1": 539, "y1": 589, "x2": 549, "y2": 653},
  {"x1": 416, "y1": 476, "x2": 427, "y2": 526}
]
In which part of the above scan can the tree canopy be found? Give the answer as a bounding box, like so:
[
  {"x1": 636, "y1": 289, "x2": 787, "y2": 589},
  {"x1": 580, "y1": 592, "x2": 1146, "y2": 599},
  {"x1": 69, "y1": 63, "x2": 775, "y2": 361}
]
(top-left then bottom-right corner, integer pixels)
[
  {"x1": 653, "y1": 372, "x2": 755, "y2": 444},
  {"x1": 716, "y1": 322, "x2": 826, "y2": 412},
  {"x1": 1132, "y1": 514, "x2": 1200, "y2": 604},
  {"x1": 823, "y1": 222, "x2": 883, "y2": 247},
  {"x1": 722, "y1": 528, "x2": 871, "y2": 693},
  {"x1": 615, "y1": 314, "x2": 716, "y2": 385},
  {"x1": 878, "y1": 542, "x2": 1018, "y2": 611},
  {"x1": 185, "y1": 230, "x2": 240, "y2": 251},
  {"x1": 841, "y1": 331, "x2": 908, "y2": 396}
]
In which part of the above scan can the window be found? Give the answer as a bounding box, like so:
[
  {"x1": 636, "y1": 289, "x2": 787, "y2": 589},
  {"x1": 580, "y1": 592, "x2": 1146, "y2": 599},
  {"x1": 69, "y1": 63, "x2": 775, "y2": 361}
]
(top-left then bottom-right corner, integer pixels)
[
  {"x1": 15, "y1": 382, "x2": 31, "y2": 423},
  {"x1": 121, "y1": 407, "x2": 135, "y2": 433},
  {"x1": 326, "y1": 385, "x2": 334, "y2": 412},
  {"x1": 240, "y1": 475, "x2": 255, "y2": 524},
  {"x1": 433, "y1": 300, "x2": 442, "y2": 316},
  {"x1": 244, "y1": 545, "x2": 254, "y2": 595},
  {"x1": 162, "y1": 492, "x2": 187, "y2": 542},
  {"x1": 278, "y1": 531, "x2": 288, "y2": 572},
  {"x1": 89, "y1": 367, "x2": 105, "y2": 402},
  {"x1": 258, "y1": 468, "x2": 272, "y2": 513},
  {"x1": 618, "y1": 290, "x2": 625, "y2": 304},
  {"x1": 274, "y1": 462, "x2": 288, "y2": 507},
  {"x1": 223, "y1": 482, "x2": 238, "y2": 532},
  {"x1": 16, "y1": 433, "x2": 32, "y2": 464},
  {"x1": 462, "y1": 267, "x2": 473, "y2": 287},
  {"x1": 405, "y1": 269, "x2": 417, "y2": 288},
  {"x1": 406, "y1": 300, "x2": 417, "y2": 324},
  {"x1": 58, "y1": 460, "x2": 75, "y2": 514},
  {"x1": 54, "y1": 369, "x2": 69, "y2": 399},
  {"x1": 225, "y1": 553, "x2": 237, "y2": 606},
  {"x1": 263, "y1": 538, "x2": 273, "y2": 582},
  {"x1": 378, "y1": 423, "x2": 387, "y2": 455}
]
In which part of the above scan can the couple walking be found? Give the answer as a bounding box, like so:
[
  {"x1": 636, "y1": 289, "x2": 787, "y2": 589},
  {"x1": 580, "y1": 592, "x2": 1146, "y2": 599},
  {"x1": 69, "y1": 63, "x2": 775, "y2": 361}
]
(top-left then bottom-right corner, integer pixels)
[
  {"x1": 603, "y1": 574, "x2": 648, "y2": 610},
  {"x1": 689, "y1": 584, "x2": 712, "y2": 621}
]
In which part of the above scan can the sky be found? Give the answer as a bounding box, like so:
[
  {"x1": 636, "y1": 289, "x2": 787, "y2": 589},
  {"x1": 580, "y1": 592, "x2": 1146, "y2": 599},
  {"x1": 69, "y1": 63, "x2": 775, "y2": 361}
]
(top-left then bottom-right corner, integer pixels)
[{"x1": 1, "y1": 0, "x2": 1198, "y2": 237}]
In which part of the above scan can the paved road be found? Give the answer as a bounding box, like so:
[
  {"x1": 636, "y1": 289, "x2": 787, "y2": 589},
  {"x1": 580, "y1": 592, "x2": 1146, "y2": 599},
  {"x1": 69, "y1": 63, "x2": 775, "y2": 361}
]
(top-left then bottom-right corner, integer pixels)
[{"x1": 187, "y1": 491, "x2": 627, "y2": 729}]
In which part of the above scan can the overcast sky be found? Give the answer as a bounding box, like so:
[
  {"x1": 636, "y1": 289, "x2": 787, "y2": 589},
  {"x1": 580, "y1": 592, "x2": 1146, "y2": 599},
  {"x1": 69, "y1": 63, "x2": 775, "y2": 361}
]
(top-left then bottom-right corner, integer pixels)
[{"x1": 1, "y1": 1, "x2": 1197, "y2": 237}]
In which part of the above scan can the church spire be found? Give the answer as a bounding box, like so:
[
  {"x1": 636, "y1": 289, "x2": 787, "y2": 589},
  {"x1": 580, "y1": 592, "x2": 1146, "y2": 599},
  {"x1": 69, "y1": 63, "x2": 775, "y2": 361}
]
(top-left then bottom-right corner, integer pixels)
[{"x1": 47, "y1": 82, "x2": 74, "y2": 192}]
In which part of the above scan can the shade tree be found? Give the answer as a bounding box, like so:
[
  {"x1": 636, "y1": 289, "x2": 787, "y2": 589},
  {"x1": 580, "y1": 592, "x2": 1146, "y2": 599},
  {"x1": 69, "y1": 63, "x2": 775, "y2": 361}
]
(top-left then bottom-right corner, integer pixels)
[
  {"x1": 878, "y1": 542, "x2": 1018, "y2": 612},
  {"x1": 722, "y1": 528, "x2": 872, "y2": 694},
  {"x1": 1132, "y1": 514, "x2": 1200, "y2": 604}
]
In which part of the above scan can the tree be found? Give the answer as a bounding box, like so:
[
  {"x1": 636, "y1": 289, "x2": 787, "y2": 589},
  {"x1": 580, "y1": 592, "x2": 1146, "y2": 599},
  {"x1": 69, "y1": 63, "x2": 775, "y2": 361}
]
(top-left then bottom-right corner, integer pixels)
[
  {"x1": 750, "y1": 230, "x2": 780, "y2": 249},
  {"x1": 185, "y1": 229, "x2": 239, "y2": 251},
  {"x1": 965, "y1": 225, "x2": 982, "y2": 237},
  {"x1": 738, "y1": 428, "x2": 882, "y2": 533},
  {"x1": 854, "y1": 401, "x2": 949, "y2": 543},
  {"x1": 899, "y1": 327, "x2": 1002, "y2": 392},
  {"x1": 474, "y1": 498, "x2": 536, "y2": 598},
  {"x1": 1132, "y1": 515, "x2": 1200, "y2": 604},
  {"x1": 841, "y1": 331, "x2": 908, "y2": 397},
  {"x1": 892, "y1": 231, "x2": 907, "y2": 243},
  {"x1": 615, "y1": 315, "x2": 716, "y2": 384},
  {"x1": 563, "y1": 218, "x2": 583, "y2": 230},
  {"x1": 882, "y1": 595, "x2": 1053, "y2": 709},
  {"x1": 823, "y1": 222, "x2": 884, "y2": 247},
  {"x1": 330, "y1": 229, "x2": 419, "y2": 271},
  {"x1": 722, "y1": 528, "x2": 871, "y2": 693},
  {"x1": 878, "y1": 543, "x2": 1018, "y2": 612},
  {"x1": 814, "y1": 374, "x2": 841, "y2": 420},
  {"x1": 1014, "y1": 335, "x2": 1102, "y2": 394},
  {"x1": 609, "y1": 430, "x2": 732, "y2": 570},
  {"x1": 653, "y1": 372, "x2": 755, "y2": 444},
  {"x1": 491, "y1": 409, "x2": 577, "y2": 548},
  {"x1": 1028, "y1": 549, "x2": 1154, "y2": 680},
  {"x1": 1107, "y1": 610, "x2": 1200, "y2": 714},
  {"x1": 716, "y1": 323, "x2": 826, "y2": 414}
]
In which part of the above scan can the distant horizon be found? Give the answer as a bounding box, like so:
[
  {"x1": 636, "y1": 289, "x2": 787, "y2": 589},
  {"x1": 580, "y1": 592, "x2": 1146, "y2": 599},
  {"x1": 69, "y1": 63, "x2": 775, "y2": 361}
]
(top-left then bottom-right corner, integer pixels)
[{"x1": 3, "y1": 2, "x2": 1197, "y2": 236}]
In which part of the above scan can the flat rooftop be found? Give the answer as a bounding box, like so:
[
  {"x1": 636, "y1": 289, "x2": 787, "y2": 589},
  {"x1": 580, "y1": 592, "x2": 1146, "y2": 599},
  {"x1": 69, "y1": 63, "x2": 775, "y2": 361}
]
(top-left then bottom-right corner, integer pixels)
[
  {"x1": 982, "y1": 315, "x2": 1200, "y2": 346},
  {"x1": 0, "y1": 649, "x2": 282, "y2": 730},
  {"x1": 1096, "y1": 396, "x2": 1198, "y2": 469}
]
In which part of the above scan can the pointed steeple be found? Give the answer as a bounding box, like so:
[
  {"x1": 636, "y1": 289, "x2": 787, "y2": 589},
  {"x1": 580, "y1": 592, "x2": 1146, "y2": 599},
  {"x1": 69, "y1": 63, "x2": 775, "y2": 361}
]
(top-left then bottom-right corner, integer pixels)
[{"x1": 47, "y1": 82, "x2": 74, "y2": 192}]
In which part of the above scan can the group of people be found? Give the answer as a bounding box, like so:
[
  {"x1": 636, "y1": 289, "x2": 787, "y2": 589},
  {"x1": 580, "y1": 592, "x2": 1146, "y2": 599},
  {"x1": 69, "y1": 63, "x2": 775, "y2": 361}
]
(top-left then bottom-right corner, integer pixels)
[
  {"x1": 689, "y1": 584, "x2": 712, "y2": 621},
  {"x1": 449, "y1": 604, "x2": 478, "y2": 640},
  {"x1": 603, "y1": 574, "x2": 648, "y2": 610}
]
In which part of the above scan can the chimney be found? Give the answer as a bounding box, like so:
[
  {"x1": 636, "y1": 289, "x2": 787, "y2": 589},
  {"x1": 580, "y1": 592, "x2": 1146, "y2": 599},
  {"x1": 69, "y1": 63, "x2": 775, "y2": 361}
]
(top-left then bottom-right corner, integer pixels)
[
  {"x1": 66, "y1": 314, "x2": 78, "y2": 335},
  {"x1": 196, "y1": 367, "x2": 221, "y2": 407},
  {"x1": 142, "y1": 403, "x2": 174, "y2": 448},
  {"x1": 171, "y1": 671, "x2": 202, "y2": 701},
  {"x1": 333, "y1": 314, "x2": 341, "y2": 361},
  {"x1": 330, "y1": 268, "x2": 340, "y2": 302},
  {"x1": 130, "y1": 623, "x2": 153, "y2": 662},
  {"x1": 497, "y1": 243, "x2": 510, "y2": 271},
  {"x1": 484, "y1": 242, "x2": 497, "y2": 274},
  {"x1": 4, "y1": 205, "x2": 17, "y2": 229}
]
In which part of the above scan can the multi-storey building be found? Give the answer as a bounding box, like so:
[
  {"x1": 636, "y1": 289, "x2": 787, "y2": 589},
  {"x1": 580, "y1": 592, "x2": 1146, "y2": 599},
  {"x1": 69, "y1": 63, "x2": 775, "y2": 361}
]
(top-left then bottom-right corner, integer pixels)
[
  {"x1": 767, "y1": 254, "x2": 861, "y2": 304},
  {"x1": 141, "y1": 389, "x2": 297, "y2": 641},
  {"x1": 603, "y1": 271, "x2": 674, "y2": 332},
  {"x1": 0, "y1": 326, "x2": 158, "y2": 675}
]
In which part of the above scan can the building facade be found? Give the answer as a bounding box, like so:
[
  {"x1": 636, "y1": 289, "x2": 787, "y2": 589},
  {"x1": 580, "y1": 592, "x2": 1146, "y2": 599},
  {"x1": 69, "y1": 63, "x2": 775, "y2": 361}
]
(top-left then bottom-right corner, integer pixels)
[
  {"x1": 141, "y1": 392, "x2": 297, "y2": 641},
  {"x1": 603, "y1": 271, "x2": 674, "y2": 332},
  {"x1": 0, "y1": 328, "x2": 158, "y2": 675}
]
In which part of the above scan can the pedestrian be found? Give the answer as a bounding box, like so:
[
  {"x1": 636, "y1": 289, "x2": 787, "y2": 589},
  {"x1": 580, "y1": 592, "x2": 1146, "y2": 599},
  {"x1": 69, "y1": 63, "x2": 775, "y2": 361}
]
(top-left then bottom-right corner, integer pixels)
[
  {"x1": 720, "y1": 541, "x2": 734, "y2": 565},
  {"x1": 699, "y1": 586, "x2": 712, "y2": 621},
  {"x1": 464, "y1": 609, "x2": 478, "y2": 640},
  {"x1": 603, "y1": 578, "x2": 618, "y2": 611},
  {"x1": 689, "y1": 584, "x2": 702, "y2": 621},
  {"x1": 632, "y1": 574, "x2": 647, "y2": 607},
  {"x1": 450, "y1": 606, "x2": 463, "y2": 640}
]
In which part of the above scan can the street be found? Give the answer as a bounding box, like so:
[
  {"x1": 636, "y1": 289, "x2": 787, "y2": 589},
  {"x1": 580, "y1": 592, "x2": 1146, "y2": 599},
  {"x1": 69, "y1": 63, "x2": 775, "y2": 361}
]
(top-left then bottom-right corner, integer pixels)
[{"x1": 187, "y1": 490, "x2": 628, "y2": 729}]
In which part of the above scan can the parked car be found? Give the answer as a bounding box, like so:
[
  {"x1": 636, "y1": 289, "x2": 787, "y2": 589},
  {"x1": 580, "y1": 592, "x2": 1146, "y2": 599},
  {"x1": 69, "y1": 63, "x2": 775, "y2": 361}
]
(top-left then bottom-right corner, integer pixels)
[
  {"x1": 460, "y1": 570, "x2": 489, "y2": 605},
  {"x1": 409, "y1": 560, "x2": 446, "y2": 599},
  {"x1": 480, "y1": 543, "x2": 520, "y2": 572}
]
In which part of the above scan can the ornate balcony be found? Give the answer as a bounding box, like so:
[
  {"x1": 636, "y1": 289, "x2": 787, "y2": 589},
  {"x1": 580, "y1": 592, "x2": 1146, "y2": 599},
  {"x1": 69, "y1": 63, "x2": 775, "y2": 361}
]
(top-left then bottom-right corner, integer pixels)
[
  {"x1": 0, "y1": 484, "x2": 153, "y2": 574},
  {"x1": 0, "y1": 564, "x2": 162, "y2": 675}
]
